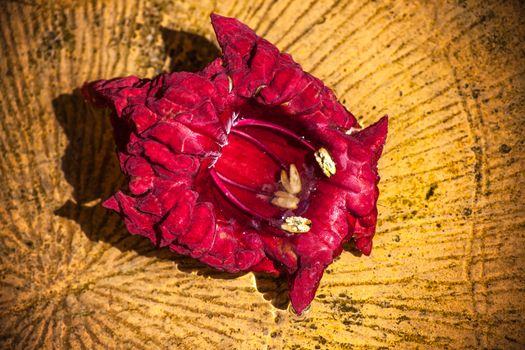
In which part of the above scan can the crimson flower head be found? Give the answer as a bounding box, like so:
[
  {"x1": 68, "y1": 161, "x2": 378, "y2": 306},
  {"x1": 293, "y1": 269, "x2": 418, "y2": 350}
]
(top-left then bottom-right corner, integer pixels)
[{"x1": 82, "y1": 14, "x2": 388, "y2": 315}]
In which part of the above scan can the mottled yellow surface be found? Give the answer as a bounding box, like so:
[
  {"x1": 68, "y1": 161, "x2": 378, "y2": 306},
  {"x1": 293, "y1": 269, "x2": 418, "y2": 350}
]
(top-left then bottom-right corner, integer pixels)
[{"x1": 0, "y1": 0, "x2": 524, "y2": 349}]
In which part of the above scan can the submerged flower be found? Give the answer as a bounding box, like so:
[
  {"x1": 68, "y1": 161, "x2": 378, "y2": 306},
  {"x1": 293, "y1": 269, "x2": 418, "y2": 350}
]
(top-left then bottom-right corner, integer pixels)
[{"x1": 82, "y1": 14, "x2": 388, "y2": 315}]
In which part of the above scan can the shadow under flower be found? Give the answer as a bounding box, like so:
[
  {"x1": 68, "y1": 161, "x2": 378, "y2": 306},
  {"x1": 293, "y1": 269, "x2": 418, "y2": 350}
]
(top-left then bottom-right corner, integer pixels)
[
  {"x1": 53, "y1": 28, "x2": 289, "y2": 311},
  {"x1": 343, "y1": 239, "x2": 363, "y2": 257}
]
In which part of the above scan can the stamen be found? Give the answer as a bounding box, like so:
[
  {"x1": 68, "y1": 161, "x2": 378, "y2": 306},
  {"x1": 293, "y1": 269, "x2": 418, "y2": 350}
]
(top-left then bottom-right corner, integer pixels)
[
  {"x1": 253, "y1": 85, "x2": 267, "y2": 96},
  {"x1": 281, "y1": 216, "x2": 312, "y2": 233},
  {"x1": 281, "y1": 164, "x2": 301, "y2": 195},
  {"x1": 227, "y1": 76, "x2": 233, "y2": 93},
  {"x1": 210, "y1": 170, "x2": 270, "y2": 220},
  {"x1": 230, "y1": 129, "x2": 287, "y2": 169},
  {"x1": 214, "y1": 171, "x2": 273, "y2": 196},
  {"x1": 345, "y1": 127, "x2": 359, "y2": 135},
  {"x1": 234, "y1": 119, "x2": 316, "y2": 151},
  {"x1": 271, "y1": 191, "x2": 299, "y2": 210},
  {"x1": 272, "y1": 164, "x2": 302, "y2": 210},
  {"x1": 314, "y1": 147, "x2": 336, "y2": 177},
  {"x1": 281, "y1": 170, "x2": 291, "y2": 194}
]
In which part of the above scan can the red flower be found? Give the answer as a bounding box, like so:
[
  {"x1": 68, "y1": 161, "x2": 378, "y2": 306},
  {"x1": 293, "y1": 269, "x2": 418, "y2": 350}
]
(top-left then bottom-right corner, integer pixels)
[{"x1": 82, "y1": 14, "x2": 388, "y2": 315}]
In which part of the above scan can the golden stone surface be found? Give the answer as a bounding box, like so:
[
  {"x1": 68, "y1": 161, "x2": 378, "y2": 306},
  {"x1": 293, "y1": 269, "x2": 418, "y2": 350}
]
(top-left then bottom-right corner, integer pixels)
[{"x1": 0, "y1": 0, "x2": 524, "y2": 349}]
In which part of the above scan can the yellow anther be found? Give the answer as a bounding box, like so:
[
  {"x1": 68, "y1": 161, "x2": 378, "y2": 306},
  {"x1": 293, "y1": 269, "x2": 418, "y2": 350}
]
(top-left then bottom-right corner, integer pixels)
[
  {"x1": 281, "y1": 164, "x2": 301, "y2": 195},
  {"x1": 271, "y1": 191, "x2": 299, "y2": 210},
  {"x1": 281, "y1": 216, "x2": 312, "y2": 233},
  {"x1": 314, "y1": 147, "x2": 336, "y2": 177}
]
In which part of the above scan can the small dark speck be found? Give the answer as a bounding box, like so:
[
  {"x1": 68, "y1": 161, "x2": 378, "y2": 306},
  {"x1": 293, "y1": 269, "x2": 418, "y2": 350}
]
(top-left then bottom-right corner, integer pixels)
[
  {"x1": 499, "y1": 144, "x2": 511, "y2": 154},
  {"x1": 425, "y1": 183, "x2": 437, "y2": 200},
  {"x1": 25, "y1": 240, "x2": 34, "y2": 248},
  {"x1": 397, "y1": 315, "x2": 410, "y2": 324},
  {"x1": 339, "y1": 304, "x2": 359, "y2": 313},
  {"x1": 393, "y1": 235, "x2": 401, "y2": 242},
  {"x1": 470, "y1": 146, "x2": 482, "y2": 154},
  {"x1": 47, "y1": 31, "x2": 58, "y2": 41},
  {"x1": 436, "y1": 223, "x2": 442, "y2": 228},
  {"x1": 372, "y1": 106, "x2": 376, "y2": 110},
  {"x1": 505, "y1": 335, "x2": 518, "y2": 343},
  {"x1": 472, "y1": 88, "x2": 480, "y2": 99},
  {"x1": 463, "y1": 208, "x2": 472, "y2": 217},
  {"x1": 317, "y1": 336, "x2": 327, "y2": 345},
  {"x1": 399, "y1": 90, "x2": 403, "y2": 96},
  {"x1": 315, "y1": 346, "x2": 321, "y2": 350},
  {"x1": 317, "y1": 294, "x2": 326, "y2": 299}
]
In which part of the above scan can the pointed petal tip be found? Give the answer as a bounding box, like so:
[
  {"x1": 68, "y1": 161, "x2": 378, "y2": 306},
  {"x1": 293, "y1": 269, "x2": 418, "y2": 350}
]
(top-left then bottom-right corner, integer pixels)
[
  {"x1": 355, "y1": 238, "x2": 373, "y2": 256},
  {"x1": 355, "y1": 115, "x2": 388, "y2": 157},
  {"x1": 288, "y1": 263, "x2": 325, "y2": 315},
  {"x1": 102, "y1": 196, "x2": 120, "y2": 212},
  {"x1": 290, "y1": 300, "x2": 309, "y2": 316},
  {"x1": 209, "y1": 12, "x2": 222, "y2": 24},
  {"x1": 210, "y1": 13, "x2": 244, "y2": 27},
  {"x1": 376, "y1": 114, "x2": 389, "y2": 134},
  {"x1": 210, "y1": 12, "x2": 257, "y2": 53},
  {"x1": 367, "y1": 114, "x2": 388, "y2": 138},
  {"x1": 210, "y1": 12, "x2": 225, "y2": 21},
  {"x1": 210, "y1": 13, "x2": 238, "y2": 32}
]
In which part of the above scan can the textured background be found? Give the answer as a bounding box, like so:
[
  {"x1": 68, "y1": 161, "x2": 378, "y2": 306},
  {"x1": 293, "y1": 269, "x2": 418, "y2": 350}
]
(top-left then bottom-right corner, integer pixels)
[{"x1": 0, "y1": 0, "x2": 524, "y2": 349}]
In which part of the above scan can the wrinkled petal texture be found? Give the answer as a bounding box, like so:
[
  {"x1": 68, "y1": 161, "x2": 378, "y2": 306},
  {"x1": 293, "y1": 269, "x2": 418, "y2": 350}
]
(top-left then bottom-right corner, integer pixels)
[{"x1": 82, "y1": 14, "x2": 388, "y2": 315}]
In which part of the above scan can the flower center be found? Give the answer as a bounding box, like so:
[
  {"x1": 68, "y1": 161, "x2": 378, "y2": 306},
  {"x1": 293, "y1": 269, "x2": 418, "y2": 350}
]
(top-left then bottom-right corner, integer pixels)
[{"x1": 209, "y1": 116, "x2": 323, "y2": 233}]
